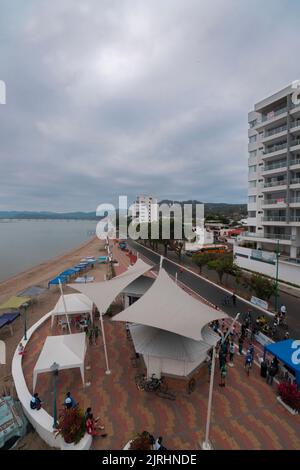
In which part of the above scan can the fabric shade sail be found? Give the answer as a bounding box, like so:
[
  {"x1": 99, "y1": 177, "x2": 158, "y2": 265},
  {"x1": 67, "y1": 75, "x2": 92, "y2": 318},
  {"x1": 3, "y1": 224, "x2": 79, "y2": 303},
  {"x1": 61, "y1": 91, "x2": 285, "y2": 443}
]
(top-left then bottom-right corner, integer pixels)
[
  {"x1": 129, "y1": 324, "x2": 219, "y2": 362},
  {"x1": 113, "y1": 268, "x2": 228, "y2": 342},
  {"x1": 50, "y1": 293, "x2": 93, "y2": 328},
  {"x1": 0, "y1": 296, "x2": 31, "y2": 310},
  {"x1": 33, "y1": 333, "x2": 86, "y2": 390},
  {"x1": 69, "y1": 258, "x2": 153, "y2": 314}
]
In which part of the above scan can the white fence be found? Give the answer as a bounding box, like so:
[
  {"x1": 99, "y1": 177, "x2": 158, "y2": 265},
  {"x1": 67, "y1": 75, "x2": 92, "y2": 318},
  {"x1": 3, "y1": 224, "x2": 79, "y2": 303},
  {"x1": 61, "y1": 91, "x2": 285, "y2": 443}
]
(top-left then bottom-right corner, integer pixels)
[{"x1": 234, "y1": 246, "x2": 300, "y2": 286}]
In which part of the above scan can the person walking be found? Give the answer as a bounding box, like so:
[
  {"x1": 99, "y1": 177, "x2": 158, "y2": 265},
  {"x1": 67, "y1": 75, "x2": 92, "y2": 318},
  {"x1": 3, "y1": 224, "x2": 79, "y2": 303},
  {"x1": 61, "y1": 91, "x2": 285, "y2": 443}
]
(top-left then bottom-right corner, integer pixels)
[
  {"x1": 229, "y1": 341, "x2": 236, "y2": 366},
  {"x1": 245, "y1": 352, "x2": 253, "y2": 375},
  {"x1": 219, "y1": 364, "x2": 227, "y2": 387},
  {"x1": 266, "y1": 363, "x2": 276, "y2": 386},
  {"x1": 232, "y1": 293, "x2": 237, "y2": 306},
  {"x1": 238, "y1": 336, "x2": 244, "y2": 355},
  {"x1": 93, "y1": 325, "x2": 99, "y2": 345}
]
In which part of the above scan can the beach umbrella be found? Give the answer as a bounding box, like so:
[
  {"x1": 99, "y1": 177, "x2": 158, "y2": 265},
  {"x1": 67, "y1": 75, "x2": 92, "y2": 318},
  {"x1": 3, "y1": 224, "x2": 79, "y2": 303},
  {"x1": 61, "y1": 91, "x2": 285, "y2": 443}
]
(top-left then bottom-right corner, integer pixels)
[{"x1": 0, "y1": 296, "x2": 31, "y2": 310}]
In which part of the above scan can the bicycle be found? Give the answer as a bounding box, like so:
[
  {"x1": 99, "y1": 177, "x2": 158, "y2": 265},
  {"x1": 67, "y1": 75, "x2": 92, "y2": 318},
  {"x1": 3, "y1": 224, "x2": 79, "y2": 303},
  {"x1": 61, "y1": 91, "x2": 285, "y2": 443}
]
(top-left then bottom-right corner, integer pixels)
[{"x1": 135, "y1": 373, "x2": 168, "y2": 393}]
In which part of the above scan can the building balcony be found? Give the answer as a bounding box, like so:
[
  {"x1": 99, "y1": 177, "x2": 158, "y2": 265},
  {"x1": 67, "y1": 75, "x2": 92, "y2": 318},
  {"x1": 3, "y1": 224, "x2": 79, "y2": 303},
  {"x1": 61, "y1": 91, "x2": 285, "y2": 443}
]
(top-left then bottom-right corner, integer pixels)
[
  {"x1": 263, "y1": 181, "x2": 287, "y2": 191},
  {"x1": 262, "y1": 162, "x2": 287, "y2": 176},
  {"x1": 262, "y1": 198, "x2": 287, "y2": 208},
  {"x1": 263, "y1": 142, "x2": 287, "y2": 157},
  {"x1": 242, "y1": 231, "x2": 292, "y2": 244},
  {"x1": 290, "y1": 178, "x2": 300, "y2": 188},
  {"x1": 290, "y1": 197, "x2": 300, "y2": 208},
  {"x1": 290, "y1": 138, "x2": 300, "y2": 151},
  {"x1": 262, "y1": 216, "x2": 287, "y2": 225},
  {"x1": 290, "y1": 216, "x2": 300, "y2": 225}
]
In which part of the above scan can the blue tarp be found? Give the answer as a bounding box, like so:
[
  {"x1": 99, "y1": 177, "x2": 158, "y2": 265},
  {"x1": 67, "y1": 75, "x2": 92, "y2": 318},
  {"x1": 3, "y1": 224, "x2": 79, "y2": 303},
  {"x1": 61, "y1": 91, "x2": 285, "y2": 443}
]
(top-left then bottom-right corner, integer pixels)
[
  {"x1": 60, "y1": 269, "x2": 76, "y2": 277},
  {"x1": 48, "y1": 276, "x2": 67, "y2": 286},
  {"x1": 265, "y1": 339, "x2": 300, "y2": 387},
  {"x1": 0, "y1": 311, "x2": 20, "y2": 330}
]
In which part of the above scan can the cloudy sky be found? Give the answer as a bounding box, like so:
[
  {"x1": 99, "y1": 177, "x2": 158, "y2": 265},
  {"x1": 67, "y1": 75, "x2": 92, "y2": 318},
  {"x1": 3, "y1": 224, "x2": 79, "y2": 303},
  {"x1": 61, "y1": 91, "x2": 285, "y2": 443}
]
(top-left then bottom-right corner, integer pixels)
[{"x1": 1, "y1": 0, "x2": 300, "y2": 211}]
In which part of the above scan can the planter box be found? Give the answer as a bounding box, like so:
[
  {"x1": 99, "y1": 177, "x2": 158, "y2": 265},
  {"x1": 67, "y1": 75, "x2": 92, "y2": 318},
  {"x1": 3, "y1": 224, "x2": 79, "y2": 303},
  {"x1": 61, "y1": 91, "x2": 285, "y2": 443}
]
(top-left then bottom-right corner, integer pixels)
[
  {"x1": 277, "y1": 396, "x2": 299, "y2": 415},
  {"x1": 60, "y1": 433, "x2": 92, "y2": 450}
]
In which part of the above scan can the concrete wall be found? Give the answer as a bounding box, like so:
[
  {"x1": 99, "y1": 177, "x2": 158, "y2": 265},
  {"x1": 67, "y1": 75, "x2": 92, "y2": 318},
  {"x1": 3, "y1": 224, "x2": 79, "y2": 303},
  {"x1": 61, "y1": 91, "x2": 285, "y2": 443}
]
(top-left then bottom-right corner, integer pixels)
[
  {"x1": 234, "y1": 246, "x2": 300, "y2": 286},
  {"x1": 11, "y1": 310, "x2": 92, "y2": 450}
]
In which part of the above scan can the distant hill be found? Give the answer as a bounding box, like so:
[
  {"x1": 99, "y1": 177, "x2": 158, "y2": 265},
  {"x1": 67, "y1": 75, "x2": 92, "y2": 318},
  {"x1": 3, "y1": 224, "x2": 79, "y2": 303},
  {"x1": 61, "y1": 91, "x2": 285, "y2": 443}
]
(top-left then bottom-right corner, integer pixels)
[
  {"x1": 0, "y1": 202, "x2": 247, "y2": 221},
  {"x1": 159, "y1": 200, "x2": 247, "y2": 219},
  {"x1": 0, "y1": 211, "x2": 100, "y2": 220}
]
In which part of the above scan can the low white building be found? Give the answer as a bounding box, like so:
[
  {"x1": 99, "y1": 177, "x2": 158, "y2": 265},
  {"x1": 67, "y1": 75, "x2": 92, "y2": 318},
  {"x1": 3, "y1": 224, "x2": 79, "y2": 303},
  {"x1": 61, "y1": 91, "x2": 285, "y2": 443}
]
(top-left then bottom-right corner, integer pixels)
[{"x1": 185, "y1": 226, "x2": 214, "y2": 252}]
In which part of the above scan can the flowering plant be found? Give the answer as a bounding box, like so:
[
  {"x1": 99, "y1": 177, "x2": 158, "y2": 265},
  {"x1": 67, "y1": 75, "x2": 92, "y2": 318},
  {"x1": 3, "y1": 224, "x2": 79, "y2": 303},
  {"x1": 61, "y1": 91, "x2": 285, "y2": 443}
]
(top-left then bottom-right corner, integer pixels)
[
  {"x1": 278, "y1": 382, "x2": 300, "y2": 412},
  {"x1": 55, "y1": 407, "x2": 86, "y2": 444}
]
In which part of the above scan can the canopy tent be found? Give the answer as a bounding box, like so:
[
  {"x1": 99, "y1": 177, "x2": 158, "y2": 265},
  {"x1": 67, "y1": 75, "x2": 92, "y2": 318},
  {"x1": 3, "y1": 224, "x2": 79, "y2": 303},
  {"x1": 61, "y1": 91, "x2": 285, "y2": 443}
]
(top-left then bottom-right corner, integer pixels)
[
  {"x1": 113, "y1": 268, "x2": 227, "y2": 342},
  {"x1": 69, "y1": 258, "x2": 153, "y2": 314},
  {"x1": 50, "y1": 293, "x2": 93, "y2": 328},
  {"x1": 74, "y1": 276, "x2": 95, "y2": 283},
  {"x1": 60, "y1": 269, "x2": 77, "y2": 277},
  {"x1": 265, "y1": 339, "x2": 300, "y2": 387},
  {"x1": 0, "y1": 311, "x2": 20, "y2": 336},
  {"x1": 18, "y1": 286, "x2": 47, "y2": 297},
  {"x1": 48, "y1": 276, "x2": 67, "y2": 287},
  {"x1": 0, "y1": 296, "x2": 31, "y2": 311},
  {"x1": 129, "y1": 324, "x2": 219, "y2": 362},
  {"x1": 122, "y1": 275, "x2": 155, "y2": 297},
  {"x1": 33, "y1": 333, "x2": 86, "y2": 390}
]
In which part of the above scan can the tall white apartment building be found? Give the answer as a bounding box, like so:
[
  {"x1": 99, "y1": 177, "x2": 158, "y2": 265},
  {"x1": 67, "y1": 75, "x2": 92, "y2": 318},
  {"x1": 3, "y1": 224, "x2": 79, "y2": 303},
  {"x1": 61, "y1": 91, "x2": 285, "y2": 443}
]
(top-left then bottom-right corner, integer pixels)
[
  {"x1": 131, "y1": 195, "x2": 158, "y2": 224},
  {"x1": 242, "y1": 83, "x2": 300, "y2": 262}
]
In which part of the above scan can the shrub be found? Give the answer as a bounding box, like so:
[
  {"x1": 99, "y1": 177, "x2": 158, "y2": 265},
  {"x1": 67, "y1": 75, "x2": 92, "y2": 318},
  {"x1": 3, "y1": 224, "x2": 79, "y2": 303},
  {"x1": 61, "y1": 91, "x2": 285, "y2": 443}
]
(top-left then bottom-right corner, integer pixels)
[
  {"x1": 278, "y1": 382, "x2": 300, "y2": 412},
  {"x1": 55, "y1": 407, "x2": 86, "y2": 444},
  {"x1": 129, "y1": 432, "x2": 153, "y2": 450}
]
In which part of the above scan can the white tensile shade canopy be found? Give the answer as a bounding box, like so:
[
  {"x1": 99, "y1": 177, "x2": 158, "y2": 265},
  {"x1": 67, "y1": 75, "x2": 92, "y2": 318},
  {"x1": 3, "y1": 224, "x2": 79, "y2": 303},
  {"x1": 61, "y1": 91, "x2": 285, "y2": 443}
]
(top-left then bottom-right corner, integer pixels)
[
  {"x1": 129, "y1": 324, "x2": 220, "y2": 362},
  {"x1": 50, "y1": 293, "x2": 93, "y2": 328},
  {"x1": 69, "y1": 258, "x2": 153, "y2": 314},
  {"x1": 33, "y1": 333, "x2": 86, "y2": 390},
  {"x1": 113, "y1": 269, "x2": 228, "y2": 342}
]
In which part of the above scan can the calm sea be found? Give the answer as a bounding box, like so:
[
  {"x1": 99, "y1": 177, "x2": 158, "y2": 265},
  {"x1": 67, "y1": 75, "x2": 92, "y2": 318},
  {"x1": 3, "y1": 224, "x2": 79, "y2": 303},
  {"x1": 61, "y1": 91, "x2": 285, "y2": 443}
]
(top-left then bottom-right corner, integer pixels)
[{"x1": 0, "y1": 219, "x2": 98, "y2": 282}]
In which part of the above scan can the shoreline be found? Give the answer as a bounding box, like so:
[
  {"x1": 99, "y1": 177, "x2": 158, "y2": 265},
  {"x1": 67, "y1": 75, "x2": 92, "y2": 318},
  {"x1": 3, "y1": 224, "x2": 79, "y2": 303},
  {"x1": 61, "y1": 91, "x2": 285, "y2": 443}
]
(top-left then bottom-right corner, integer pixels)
[{"x1": 0, "y1": 235, "x2": 104, "y2": 303}]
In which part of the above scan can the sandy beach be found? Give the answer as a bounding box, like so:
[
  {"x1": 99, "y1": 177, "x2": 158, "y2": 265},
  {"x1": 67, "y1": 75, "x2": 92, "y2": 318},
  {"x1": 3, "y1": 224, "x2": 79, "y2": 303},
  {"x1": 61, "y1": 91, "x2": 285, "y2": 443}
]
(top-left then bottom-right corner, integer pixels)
[{"x1": 0, "y1": 235, "x2": 111, "y2": 448}]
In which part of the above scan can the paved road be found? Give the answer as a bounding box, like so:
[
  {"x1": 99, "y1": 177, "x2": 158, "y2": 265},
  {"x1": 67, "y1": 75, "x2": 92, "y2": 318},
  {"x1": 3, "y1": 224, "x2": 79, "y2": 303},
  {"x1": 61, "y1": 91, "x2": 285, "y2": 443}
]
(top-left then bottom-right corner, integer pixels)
[{"x1": 128, "y1": 240, "x2": 299, "y2": 339}]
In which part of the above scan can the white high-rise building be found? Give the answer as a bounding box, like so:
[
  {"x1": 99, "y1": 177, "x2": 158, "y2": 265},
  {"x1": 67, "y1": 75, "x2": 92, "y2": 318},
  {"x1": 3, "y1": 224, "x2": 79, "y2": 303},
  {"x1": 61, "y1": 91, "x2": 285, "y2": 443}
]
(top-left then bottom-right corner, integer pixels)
[
  {"x1": 242, "y1": 83, "x2": 300, "y2": 261},
  {"x1": 131, "y1": 195, "x2": 158, "y2": 224}
]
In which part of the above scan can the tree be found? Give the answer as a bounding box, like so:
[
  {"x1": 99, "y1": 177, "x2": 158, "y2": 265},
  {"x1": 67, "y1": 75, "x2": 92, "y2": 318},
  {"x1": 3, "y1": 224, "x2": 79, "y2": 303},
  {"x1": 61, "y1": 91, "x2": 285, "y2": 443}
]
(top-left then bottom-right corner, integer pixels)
[
  {"x1": 192, "y1": 252, "x2": 215, "y2": 274},
  {"x1": 245, "y1": 273, "x2": 276, "y2": 300},
  {"x1": 207, "y1": 254, "x2": 240, "y2": 284}
]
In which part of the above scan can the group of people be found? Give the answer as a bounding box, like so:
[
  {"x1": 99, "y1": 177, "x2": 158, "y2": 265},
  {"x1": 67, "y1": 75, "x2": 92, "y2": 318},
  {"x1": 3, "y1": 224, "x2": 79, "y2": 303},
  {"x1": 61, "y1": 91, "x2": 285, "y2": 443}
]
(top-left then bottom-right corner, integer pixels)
[{"x1": 141, "y1": 431, "x2": 167, "y2": 450}]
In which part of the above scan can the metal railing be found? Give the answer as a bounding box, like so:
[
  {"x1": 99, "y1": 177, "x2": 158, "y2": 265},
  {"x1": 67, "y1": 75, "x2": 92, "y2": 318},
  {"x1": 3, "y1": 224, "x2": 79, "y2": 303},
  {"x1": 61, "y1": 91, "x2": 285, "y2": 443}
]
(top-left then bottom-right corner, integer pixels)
[
  {"x1": 264, "y1": 125, "x2": 287, "y2": 137},
  {"x1": 264, "y1": 161, "x2": 287, "y2": 171},
  {"x1": 264, "y1": 180, "x2": 287, "y2": 188},
  {"x1": 290, "y1": 216, "x2": 300, "y2": 222},
  {"x1": 262, "y1": 216, "x2": 287, "y2": 222},
  {"x1": 291, "y1": 197, "x2": 300, "y2": 203},
  {"x1": 290, "y1": 158, "x2": 300, "y2": 166},
  {"x1": 244, "y1": 232, "x2": 291, "y2": 240},
  {"x1": 262, "y1": 108, "x2": 287, "y2": 122},
  {"x1": 291, "y1": 178, "x2": 300, "y2": 185},
  {"x1": 290, "y1": 119, "x2": 300, "y2": 128},
  {"x1": 264, "y1": 142, "x2": 287, "y2": 154},
  {"x1": 262, "y1": 198, "x2": 286, "y2": 205},
  {"x1": 290, "y1": 138, "x2": 300, "y2": 148}
]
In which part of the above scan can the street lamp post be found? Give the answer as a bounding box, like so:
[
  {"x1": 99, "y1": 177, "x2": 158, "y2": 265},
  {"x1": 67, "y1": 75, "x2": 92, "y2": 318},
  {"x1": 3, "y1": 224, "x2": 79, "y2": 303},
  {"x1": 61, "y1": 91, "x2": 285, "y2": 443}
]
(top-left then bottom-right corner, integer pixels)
[
  {"x1": 23, "y1": 302, "x2": 29, "y2": 341},
  {"x1": 202, "y1": 312, "x2": 240, "y2": 450},
  {"x1": 274, "y1": 240, "x2": 280, "y2": 313},
  {"x1": 50, "y1": 362, "x2": 59, "y2": 429}
]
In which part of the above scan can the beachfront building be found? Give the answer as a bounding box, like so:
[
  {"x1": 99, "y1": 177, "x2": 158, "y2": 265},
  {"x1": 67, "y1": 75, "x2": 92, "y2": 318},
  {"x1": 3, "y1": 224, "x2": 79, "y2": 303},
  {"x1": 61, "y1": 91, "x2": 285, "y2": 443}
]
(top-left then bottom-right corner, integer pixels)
[
  {"x1": 130, "y1": 195, "x2": 158, "y2": 224},
  {"x1": 235, "y1": 83, "x2": 300, "y2": 285}
]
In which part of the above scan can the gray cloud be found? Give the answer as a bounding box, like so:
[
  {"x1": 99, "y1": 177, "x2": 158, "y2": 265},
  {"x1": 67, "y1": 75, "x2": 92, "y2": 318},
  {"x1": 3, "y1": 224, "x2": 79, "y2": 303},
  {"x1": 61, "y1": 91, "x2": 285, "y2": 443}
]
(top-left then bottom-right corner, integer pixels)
[{"x1": 1, "y1": 0, "x2": 300, "y2": 211}]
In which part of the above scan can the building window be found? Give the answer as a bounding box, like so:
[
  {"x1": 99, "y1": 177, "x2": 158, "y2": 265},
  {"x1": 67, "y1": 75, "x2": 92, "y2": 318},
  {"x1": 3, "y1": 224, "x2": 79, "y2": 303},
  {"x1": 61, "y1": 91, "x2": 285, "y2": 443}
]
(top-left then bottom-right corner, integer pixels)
[
  {"x1": 248, "y1": 196, "x2": 257, "y2": 204},
  {"x1": 248, "y1": 180, "x2": 257, "y2": 188},
  {"x1": 248, "y1": 211, "x2": 256, "y2": 217},
  {"x1": 249, "y1": 135, "x2": 257, "y2": 144},
  {"x1": 249, "y1": 165, "x2": 257, "y2": 174},
  {"x1": 249, "y1": 150, "x2": 257, "y2": 158}
]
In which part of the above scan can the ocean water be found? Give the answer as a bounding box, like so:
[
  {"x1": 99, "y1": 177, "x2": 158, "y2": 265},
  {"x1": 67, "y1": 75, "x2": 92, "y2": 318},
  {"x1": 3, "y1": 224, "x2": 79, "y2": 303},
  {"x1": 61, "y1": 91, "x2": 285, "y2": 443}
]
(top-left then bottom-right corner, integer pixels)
[{"x1": 0, "y1": 219, "x2": 98, "y2": 282}]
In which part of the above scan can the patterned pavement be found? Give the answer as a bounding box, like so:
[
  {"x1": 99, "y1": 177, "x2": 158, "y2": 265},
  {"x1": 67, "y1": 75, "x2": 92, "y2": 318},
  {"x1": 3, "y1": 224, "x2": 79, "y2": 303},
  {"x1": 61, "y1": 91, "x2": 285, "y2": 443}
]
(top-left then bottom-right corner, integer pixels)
[{"x1": 21, "y1": 245, "x2": 300, "y2": 450}]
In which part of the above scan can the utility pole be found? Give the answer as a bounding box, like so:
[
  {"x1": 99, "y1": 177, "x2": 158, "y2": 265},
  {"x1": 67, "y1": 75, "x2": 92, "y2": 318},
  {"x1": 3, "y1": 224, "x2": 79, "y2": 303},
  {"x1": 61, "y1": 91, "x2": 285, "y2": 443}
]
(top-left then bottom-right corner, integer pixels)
[{"x1": 274, "y1": 240, "x2": 280, "y2": 313}]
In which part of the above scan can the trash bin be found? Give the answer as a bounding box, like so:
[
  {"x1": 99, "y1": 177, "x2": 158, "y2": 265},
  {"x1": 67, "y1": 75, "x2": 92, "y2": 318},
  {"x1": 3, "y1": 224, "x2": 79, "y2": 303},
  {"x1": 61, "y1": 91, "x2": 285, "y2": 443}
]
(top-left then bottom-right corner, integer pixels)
[{"x1": 260, "y1": 361, "x2": 268, "y2": 378}]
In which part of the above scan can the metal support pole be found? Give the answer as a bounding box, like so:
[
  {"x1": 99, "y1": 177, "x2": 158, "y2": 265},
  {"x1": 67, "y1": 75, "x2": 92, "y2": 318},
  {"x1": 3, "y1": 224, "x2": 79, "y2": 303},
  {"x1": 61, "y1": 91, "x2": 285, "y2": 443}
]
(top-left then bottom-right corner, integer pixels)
[
  {"x1": 100, "y1": 312, "x2": 111, "y2": 375},
  {"x1": 274, "y1": 240, "x2": 280, "y2": 313},
  {"x1": 23, "y1": 304, "x2": 28, "y2": 341},
  {"x1": 202, "y1": 312, "x2": 240, "y2": 450}
]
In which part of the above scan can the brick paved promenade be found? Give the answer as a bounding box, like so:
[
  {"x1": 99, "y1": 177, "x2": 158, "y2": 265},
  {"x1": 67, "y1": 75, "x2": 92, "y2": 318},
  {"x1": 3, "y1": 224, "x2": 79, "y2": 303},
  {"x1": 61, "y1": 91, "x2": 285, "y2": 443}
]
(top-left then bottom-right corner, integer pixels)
[{"x1": 21, "y1": 244, "x2": 300, "y2": 450}]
